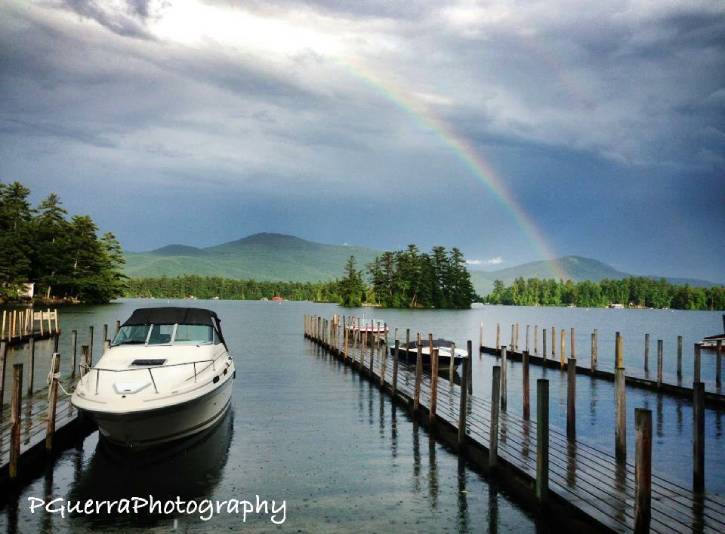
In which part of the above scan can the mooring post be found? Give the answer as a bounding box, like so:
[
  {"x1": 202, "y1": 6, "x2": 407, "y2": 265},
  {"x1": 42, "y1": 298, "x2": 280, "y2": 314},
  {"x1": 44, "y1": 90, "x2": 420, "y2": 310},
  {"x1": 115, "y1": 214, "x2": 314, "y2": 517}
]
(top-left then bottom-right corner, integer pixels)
[
  {"x1": 392, "y1": 340, "x2": 400, "y2": 397},
  {"x1": 479, "y1": 321, "x2": 483, "y2": 351},
  {"x1": 717, "y1": 339, "x2": 722, "y2": 387},
  {"x1": 543, "y1": 330, "x2": 547, "y2": 360},
  {"x1": 510, "y1": 324, "x2": 515, "y2": 350},
  {"x1": 615, "y1": 332, "x2": 627, "y2": 463},
  {"x1": 693, "y1": 382, "x2": 705, "y2": 493},
  {"x1": 496, "y1": 323, "x2": 500, "y2": 351},
  {"x1": 534, "y1": 325, "x2": 539, "y2": 355},
  {"x1": 81, "y1": 344, "x2": 90, "y2": 375},
  {"x1": 536, "y1": 379, "x2": 549, "y2": 504},
  {"x1": 458, "y1": 341, "x2": 471, "y2": 447},
  {"x1": 89, "y1": 325, "x2": 94, "y2": 363},
  {"x1": 551, "y1": 327, "x2": 556, "y2": 360},
  {"x1": 500, "y1": 347, "x2": 507, "y2": 411},
  {"x1": 694, "y1": 343, "x2": 701, "y2": 384},
  {"x1": 523, "y1": 350, "x2": 530, "y2": 420},
  {"x1": 644, "y1": 333, "x2": 650, "y2": 373},
  {"x1": 414, "y1": 333, "x2": 423, "y2": 412},
  {"x1": 103, "y1": 323, "x2": 108, "y2": 344},
  {"x1": 560, "y1": 329, "x2": 566, "y2": 369},
  {"x1": 115, "y1": 320, "x2": 121, "y2": 337},
  {"x1": 0, "y1": 341, "x2": 7, "y2": 418},
  {"x1": 591, "y1": 329, "x2": 598, "y2": 372},
  {"x1": 515, "y1": 323, "x2": 520, "y2": 351},
  {"x1": 657, "y1": 340, "x2": 663, "y2": 388},
  {"x1": 368, "y1": 326, "x2": 375, "y2": 374},
  {"x1": 634, "y1": 408, "x2": 652, "y2": 533},
  {"x1": 380, "y1": 324, "x2": 388, "y2": 386},
  {"x1": 10, "y1": 363, "x2": 23, "y2": 479},
  {"x1": 70, "y1": 329, "x2": 77, "y2": 378},
  {"x1": 46, "y1": 353, "x2": 60, "y2": 452},
  {"x1": 53, "y1": 332, "x2": 60, "y2": 354},
  {"x1": 430, "y1": 348, "x2": 439, "y2": 425},
  {"x1": 28, "y1": 336, "x2": 36, "y2": 395},
  {"x1": 567, "y1": 357, "x2": 576, "y2": 440},
  {"x1": 677, "y1": 335, "x2": 683, "y2": 380},
  {"x1": 449, "y1": 342, "x2": 455, "y2": 383},
  {"x1": 570, "y1": 327, "x2": 575, "y2": 359},
  {"x1": 526, "y1": 324, "x2": 530, "y2": 353},
  {"x1": 489, "y1": 365, "x2": 501, "y2": 469}
]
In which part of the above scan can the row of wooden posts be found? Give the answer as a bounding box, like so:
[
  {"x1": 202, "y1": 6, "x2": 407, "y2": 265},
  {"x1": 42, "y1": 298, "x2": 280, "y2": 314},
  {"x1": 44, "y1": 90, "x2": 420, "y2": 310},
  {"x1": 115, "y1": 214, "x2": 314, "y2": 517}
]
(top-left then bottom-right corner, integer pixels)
[
  {"x1": 4, "y1": 320, "x2": 120, "y2": 482},
  {"x1": 305, "y1": 313, "x2": 709, "y2": 531},
  {"x1": 0, "y1": 308, "x2": 60, "y2": 341},
  {"x1": 480, "y1": 321, "x2": 722, "y2": 387}
]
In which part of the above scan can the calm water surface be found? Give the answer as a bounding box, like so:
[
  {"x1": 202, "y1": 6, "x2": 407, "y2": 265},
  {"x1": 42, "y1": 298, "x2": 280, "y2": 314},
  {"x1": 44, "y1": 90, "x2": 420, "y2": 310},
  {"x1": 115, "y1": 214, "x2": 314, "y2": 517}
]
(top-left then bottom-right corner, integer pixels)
[{"x1": 1, "y1": 300, "x2": 538, "y2": 533}]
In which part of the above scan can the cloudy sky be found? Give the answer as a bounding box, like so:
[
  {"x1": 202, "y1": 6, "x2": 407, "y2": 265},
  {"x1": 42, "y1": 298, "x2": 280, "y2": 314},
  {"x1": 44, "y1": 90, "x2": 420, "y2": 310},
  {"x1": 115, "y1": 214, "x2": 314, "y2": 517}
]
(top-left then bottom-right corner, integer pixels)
[{"x1": 1, "y1": 0, "x2": 723, "y2": 280}]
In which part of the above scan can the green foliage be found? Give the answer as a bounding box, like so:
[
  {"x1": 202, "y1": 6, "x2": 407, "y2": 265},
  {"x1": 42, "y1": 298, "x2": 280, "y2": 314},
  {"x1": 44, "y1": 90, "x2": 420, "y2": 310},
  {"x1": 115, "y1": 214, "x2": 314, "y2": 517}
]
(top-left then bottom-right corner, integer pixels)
[
  {"x1": 365, "y1": 245, "x2": 477, "y2": 309},
  {"x1": 484, "y1": 276, "x2": 725, "y2": 311},
  {"x1": 338, "y1": 256, "x2": 365, "y2": 307},
  {"x1": 0, "y1": 180, "x2": 127, "y2": 303},
  {"x1": 126, "y1": 275, "x2": 341, "y2": 302}
]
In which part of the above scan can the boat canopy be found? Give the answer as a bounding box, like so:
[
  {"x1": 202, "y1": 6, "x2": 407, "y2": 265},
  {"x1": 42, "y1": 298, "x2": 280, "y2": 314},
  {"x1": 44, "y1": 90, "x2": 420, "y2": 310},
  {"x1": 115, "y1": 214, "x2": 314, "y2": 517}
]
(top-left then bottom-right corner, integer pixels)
[{"x1": 121, "y1": 307, "x2": 226, "y2": 347}]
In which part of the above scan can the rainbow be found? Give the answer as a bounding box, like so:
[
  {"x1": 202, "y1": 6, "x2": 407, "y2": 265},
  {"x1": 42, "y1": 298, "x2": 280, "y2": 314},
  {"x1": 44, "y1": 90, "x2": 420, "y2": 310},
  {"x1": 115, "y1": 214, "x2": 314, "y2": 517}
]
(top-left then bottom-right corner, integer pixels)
[{"x1": 339, "y1": 58, "x2": 569, "y2": 280}]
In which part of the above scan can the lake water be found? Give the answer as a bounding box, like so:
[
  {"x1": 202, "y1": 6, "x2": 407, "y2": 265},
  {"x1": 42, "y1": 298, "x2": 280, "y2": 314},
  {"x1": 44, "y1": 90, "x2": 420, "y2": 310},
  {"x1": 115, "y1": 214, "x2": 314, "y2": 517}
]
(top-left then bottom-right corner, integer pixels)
[{"x1": 1, "y1": 299, "x2": 723, "y2": 532}]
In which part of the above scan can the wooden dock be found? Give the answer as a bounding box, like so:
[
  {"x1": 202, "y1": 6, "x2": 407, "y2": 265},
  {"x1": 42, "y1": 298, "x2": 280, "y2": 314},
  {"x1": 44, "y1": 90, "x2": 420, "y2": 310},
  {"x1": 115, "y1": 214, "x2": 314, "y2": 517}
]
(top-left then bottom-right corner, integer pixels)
[
  {"x1": 305, "y1": 314, "x2": 725, "y2": 534},
  {"x1": 480, "y1": 345, "x2": 725, "y2": 408}
]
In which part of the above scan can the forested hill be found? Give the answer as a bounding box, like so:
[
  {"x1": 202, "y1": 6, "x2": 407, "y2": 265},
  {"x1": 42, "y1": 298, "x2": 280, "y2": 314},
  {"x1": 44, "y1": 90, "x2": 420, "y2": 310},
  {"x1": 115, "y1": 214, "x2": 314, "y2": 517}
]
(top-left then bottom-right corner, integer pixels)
[{"x1": 124, "y1": 233, "x2": 379, "y2": 282}]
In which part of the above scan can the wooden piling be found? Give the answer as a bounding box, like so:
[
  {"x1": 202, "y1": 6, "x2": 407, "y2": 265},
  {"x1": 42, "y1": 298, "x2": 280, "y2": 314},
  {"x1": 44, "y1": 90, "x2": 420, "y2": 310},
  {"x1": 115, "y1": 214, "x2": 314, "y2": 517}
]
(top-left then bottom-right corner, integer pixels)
[
  {"x1": 53, "y1": 332, "x2": 60, "y2": 354},
  {"x1": 534, "y1": 325, "x2": 539, "y2": 355},
  {"x1": 567, "y1": 358, "x2": 576, "y2": 440},
  {"x1": 414, "y1": 334, "x2": 423, "y2": 412},
  {"x1": 89, "y1": 325, "x2": 94, "y2": 363},
  {"x1": 543, "y1": 330, "x2": 547, "y2": 360},
  {"x1": 71, "y1": 330, "x2": 78, "y2": 378},
  {"x1": 0, "y1": 341, "x2": 7, "y2": 418},
  {"x1": 496, "y1": 323, "x2": 500, "y2": 351},
  {"x1": 657, "y1": 340, "x2": 663, "y2": 388},
  {"x1": 634, "y1": 408, "x2": 652, "y2": 533},
  {"x1": 10, "y1": 363, "x2": 23, "y2": 479},
  {"x1": 560, "y1": 329, "x2": 566, "y2": 369},
  {"x1": 515, "y1": 323, "x2": 520, "y2": 351},
  {"x1": 103, "y1": 323, "x2": 108, "y2": 343},
  {"x1": 615, "y1": 332, "x2": 626, "y2": 463},
  {"x1": 717, "y1": 340, "x2": 722, "y2": 387},
  {"x1": 551, "y1": 327, "x2": 556, "y2": 360},
  {"x1": 479, "y1": 321, "x2": 483, "y2": 351},
  {"x1": 510, "y1": 324, "x2": 515, "y2": 350},
  {"x1": 693, "y1": 382, "x2": 705, "y2": 493},
  {"x1": 526, "y1": 324, "x2": 530, "y2": 353},
  {"x1": 392, "y1": 340, "x2": 400, "y2": 396},
  {"x1": 380, "y1": 324, "x2": 388, "y2": 386},
  {"x1": 25, "y1": 336, "x2": 36, "y2": 396},
  {"x1": 458, "y1": 341, "x2": 471, "y2": 447},
  {"x1": 449, "y1": 342, "x2": 455, "y2": 383},
  {"x1": 644, "y1": 333, "x2": 650, "y2": 373},
  {"x1": 591, "y1": 330, "x2": 598, "y2": 371},
  {"x1": 45, "y1": 353, "x2": 60, "y2": 452},
  {"x1": 430, "y1": 348, "x2": 439, "y2": 425},
  {"x1": 570, "y1": 327, "x2": 575, "y2": 359},
  {"x1": 523, "y1": 350, "x2": 530, "y2": 420},
  {"x1": 536, "y1": 379, "x2": 549, "y2": 504},
  {"x1": 677, "y1": 335, "x2": 683, "y2": 380},
  {"x1": 694, "y1": 343, "x2": 701, "y2": 384},
  {"x1": 81, "y1": 344, "x2": 90, "y2": 375},
  {"x1": 500, "y1": 347, "x2": 507, "y2": 411},
  {"x1": 115, "y1": 320, "x2": 121, "y2": 336},
  {"x1": 489, "y1": 365, "x2": 501, "y2": 469}
]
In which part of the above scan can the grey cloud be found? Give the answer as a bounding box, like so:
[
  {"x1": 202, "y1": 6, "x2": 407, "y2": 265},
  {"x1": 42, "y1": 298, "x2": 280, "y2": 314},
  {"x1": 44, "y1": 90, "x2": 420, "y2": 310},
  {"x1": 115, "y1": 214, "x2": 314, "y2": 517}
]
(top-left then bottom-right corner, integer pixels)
[{"x1": 62, "y1": 0, "x2": 154, "y2": 39}]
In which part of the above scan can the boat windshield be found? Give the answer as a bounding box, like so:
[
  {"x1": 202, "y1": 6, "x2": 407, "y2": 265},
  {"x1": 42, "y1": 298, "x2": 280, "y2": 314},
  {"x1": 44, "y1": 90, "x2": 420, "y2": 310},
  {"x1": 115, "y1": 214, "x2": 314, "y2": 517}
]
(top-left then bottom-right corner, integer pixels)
[{"x1": 112, "y1": 324, "x2": 216, "y2": 346}]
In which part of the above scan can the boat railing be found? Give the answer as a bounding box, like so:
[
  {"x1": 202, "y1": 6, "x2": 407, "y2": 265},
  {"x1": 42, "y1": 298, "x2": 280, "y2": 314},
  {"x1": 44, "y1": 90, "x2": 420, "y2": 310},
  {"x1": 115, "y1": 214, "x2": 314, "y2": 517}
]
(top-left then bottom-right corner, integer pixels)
[{"x1": 79, "y1": 354, "x2": 227, "y2": 395}]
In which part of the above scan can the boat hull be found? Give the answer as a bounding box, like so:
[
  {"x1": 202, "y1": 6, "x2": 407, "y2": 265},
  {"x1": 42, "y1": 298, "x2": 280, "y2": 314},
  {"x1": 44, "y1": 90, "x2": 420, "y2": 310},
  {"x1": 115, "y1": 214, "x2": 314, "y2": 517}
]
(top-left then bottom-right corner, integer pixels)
[
  {"x1": 81, "y1": 376, "x2": 233, "y2": 448},
  {"x1": 391, "y1": 347, "x2": 463, "y2": 370}
]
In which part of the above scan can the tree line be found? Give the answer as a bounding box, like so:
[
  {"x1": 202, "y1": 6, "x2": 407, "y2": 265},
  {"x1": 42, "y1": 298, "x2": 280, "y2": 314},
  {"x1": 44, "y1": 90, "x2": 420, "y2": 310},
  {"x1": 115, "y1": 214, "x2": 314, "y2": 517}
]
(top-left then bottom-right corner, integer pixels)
[
  {"x1": 339, "y1": 245, "x2": 477, "y2": 308},
  {"x1": 126, "y1": 275, "x2": 341, "y2": 302},
  {"x1": 0, "y1": 181, "x2": 127, "y2": 304},
  {"x1": 484, "y1": 276, "x2": 725, "y2": 310}
]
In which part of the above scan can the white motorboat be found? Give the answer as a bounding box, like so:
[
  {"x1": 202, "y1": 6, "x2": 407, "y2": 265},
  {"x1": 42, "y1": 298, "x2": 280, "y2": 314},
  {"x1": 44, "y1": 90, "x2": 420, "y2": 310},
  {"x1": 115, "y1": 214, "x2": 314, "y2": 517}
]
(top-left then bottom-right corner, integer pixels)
[{"x1": 71, "y1": 307, "x2": 235, "y2": 448}]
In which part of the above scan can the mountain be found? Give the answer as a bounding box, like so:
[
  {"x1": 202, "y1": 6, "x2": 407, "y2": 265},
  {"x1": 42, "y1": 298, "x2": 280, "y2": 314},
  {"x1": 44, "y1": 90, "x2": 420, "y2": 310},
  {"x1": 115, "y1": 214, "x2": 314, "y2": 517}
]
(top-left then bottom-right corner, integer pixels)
[
  {"x1": 124, "y1": 234, "x2": 719, "y2": 293},
  {"x1": 124, "y1": 233, "x2": 380, "y2": 282},
  {"x1": 468, "y1": 256, "x2": 718, "y2": 297}
]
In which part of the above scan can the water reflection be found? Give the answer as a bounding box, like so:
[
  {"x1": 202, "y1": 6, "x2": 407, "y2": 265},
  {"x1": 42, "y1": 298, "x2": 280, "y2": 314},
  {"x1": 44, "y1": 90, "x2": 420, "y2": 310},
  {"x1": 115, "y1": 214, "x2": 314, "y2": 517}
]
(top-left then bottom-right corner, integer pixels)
[
  {"x1": 488, "y1": 483, "x2": 499, "y2": 534},
  {"x1": 428, "y1": 437, "x2": 438, "y2": 509},
  {"x1": 457, "y1": 458, "x2": 469, "y2": 532},
  {"x1": 67, "y1": 409, "x2": 233, "y2": 526}
]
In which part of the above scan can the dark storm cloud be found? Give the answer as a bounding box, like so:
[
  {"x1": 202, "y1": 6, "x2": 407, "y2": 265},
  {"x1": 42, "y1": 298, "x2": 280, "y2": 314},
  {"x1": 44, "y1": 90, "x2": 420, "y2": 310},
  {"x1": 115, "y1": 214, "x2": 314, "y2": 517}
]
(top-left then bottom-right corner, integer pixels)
[
  {"x1": 0, "y1": 0, "x2": 723, "y2": 280},
  {"x1": 62, "y1": 0, "x2": 155, "y2": 39}
]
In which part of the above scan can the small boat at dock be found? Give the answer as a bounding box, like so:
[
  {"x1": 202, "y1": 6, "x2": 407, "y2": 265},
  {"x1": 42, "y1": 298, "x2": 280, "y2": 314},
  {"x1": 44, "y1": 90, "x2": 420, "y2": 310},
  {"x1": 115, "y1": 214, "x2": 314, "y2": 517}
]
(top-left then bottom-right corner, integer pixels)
[
  {"x1": 701, "y1": 315, "x2": 725, "y2": 351},
  {"x1": 390, "y1": 339, "x2": 468, "y2": 370},
  {"x1": 71, "y1": 307, "x2": 235, "y2": 448}
]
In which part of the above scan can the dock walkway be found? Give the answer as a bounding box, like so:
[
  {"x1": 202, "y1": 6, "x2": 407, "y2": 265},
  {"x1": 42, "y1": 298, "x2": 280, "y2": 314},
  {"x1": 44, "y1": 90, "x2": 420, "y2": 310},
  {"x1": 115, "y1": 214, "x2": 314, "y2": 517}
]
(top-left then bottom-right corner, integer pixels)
[{"x1": 306, "y1": 314, "x2": 725, "y2": 533}]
